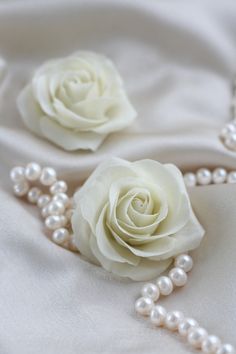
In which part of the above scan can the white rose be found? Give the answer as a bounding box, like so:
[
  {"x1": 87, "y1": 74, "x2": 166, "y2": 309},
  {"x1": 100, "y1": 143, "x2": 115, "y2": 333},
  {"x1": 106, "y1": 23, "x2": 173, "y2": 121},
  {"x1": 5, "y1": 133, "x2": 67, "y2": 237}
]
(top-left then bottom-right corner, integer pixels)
[
  {"x1": 17, "y1": 51, "x2": 137, "y2": 151},
  {"x1": 72, "y1": 158, "x2": 204, "y2": 281}
]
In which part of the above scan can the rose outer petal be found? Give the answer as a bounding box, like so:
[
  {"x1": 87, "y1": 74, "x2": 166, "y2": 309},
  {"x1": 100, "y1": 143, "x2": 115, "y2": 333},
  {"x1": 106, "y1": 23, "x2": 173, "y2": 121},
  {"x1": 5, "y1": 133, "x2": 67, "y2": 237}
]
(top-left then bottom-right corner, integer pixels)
[
  {"x1": 72, "y1": 206, "x2": 100, "y2": 266},
  {"x1": 53, "y1": 98, "x2": 108, "y2": 130},
  {"x1": 91, "y1": 95, "x2": 137, "y2": 134},
  {"x1": 90, "y1": 235, "x2": 173, "y2": 281},
  {"x1": 150, "y1": 207, "x2": 205, "y2": 261},
  {"x1": 40, "y1": 116, "x2": 106, "y2": 151}
]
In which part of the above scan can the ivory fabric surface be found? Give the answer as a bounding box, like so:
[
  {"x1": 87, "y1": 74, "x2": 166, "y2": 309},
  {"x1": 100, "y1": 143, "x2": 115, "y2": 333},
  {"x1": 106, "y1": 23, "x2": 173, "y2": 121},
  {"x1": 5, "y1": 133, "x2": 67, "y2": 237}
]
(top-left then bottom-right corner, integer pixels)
[{"x1": 0, "y1": 1, "x2": 236, "y2": 353}]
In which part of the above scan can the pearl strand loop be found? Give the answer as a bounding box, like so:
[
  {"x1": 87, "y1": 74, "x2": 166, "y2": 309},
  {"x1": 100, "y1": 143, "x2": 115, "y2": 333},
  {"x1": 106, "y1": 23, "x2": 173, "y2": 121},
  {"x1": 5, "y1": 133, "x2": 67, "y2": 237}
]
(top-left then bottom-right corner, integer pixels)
[{"x1": 10, "y1": 162, "x2": 76, "y2": 250}]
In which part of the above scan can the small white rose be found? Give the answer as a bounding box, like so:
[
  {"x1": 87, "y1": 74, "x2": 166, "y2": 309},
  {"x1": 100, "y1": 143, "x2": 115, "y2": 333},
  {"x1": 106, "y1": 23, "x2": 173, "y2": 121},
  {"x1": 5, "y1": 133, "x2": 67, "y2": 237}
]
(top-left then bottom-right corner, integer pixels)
[
  {"x1": 72, "y1": 158, "x2": 205, "y2": 281},
  {"x1": 17, "y1": 51, "x2": 137, "y2": 151}
]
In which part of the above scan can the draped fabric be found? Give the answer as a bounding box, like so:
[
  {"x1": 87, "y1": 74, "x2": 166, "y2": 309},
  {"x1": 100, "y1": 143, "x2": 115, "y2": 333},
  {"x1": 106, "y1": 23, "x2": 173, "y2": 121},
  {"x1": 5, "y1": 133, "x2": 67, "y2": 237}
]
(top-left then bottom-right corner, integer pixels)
[{"x1": 0, "y1": 1, "x2": 235, "y2": 353}]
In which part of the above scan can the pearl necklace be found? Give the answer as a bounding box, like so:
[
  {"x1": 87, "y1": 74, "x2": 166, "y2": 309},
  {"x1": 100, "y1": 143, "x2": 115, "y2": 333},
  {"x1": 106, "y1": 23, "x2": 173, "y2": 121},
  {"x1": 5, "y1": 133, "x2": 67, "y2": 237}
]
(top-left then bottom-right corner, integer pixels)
[{"x1": 10, "y1": 162, "x2": 235, "y2": 354}]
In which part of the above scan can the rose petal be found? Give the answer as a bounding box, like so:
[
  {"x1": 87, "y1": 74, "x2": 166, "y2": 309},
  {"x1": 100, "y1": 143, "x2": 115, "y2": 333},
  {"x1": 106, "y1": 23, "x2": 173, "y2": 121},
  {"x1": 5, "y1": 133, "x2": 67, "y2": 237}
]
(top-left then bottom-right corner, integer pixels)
[
  {"x1": 76, "y1": 158, "x2": 136, "y2": 231},
  {"x1": 133, "y1": 160, "x2": 191, "y2": 235},
  {"x1": 72, "y1": 51, "x2": 123, "y2": 87},
  {"x1": 108, "y1": 224, "x2": 175, "y2": 257},
  {"x1": 90, "y1": 236, "x2": 172, "y2": 281},
  {"x1": 108, "y1": 177, "x2": 168, "y2": 237},
  {"x1": 71, "y1": 206, "x2": 100, "y2": 265},
  {"x1": 151, "y1": 207, "x2": 205, "y2": 260},
  {"x1": 92, "y1": 96, "x2": 137, "y2": 134},
  {"x1": 73, "y1": 97, "x2": 121, "y2": 121},
  {"x1": 34, "y1": 56, "x2": 96, "y2": 78},
  {"x1": 40, "y1": 115, "x2": 105, "y2": 151},
  {"x1": 110, "y1": 258, "x2": 173, "y2": 281},
  {"x1": 32, "y1": 75, "x2": 56, "y2": 117},
  {"x1": 53, "y1": 98, "x2": 108, "y2": 130},
  {"x1": 115, "y1": 193, "x2": 136, "y2": 227},
  {"x1": 95, "y1": 203, "x2": 139, "y2": 265}
]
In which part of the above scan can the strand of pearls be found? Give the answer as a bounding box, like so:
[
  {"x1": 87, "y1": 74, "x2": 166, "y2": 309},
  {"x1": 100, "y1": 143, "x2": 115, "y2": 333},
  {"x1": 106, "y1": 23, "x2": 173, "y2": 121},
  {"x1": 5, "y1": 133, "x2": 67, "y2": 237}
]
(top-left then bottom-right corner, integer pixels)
[
  {"x1": 10, "y1": 162, "x2": 76, "y2": 250},
  {"x1": 183, "y1": 167, "x2": 236, "y2": 187},
  {"x1": 220, "y1": 79, "x2": 236, "y2": 151},
  {"x1": 135, "y1": 254, "x2": 235, "y2": 354}
]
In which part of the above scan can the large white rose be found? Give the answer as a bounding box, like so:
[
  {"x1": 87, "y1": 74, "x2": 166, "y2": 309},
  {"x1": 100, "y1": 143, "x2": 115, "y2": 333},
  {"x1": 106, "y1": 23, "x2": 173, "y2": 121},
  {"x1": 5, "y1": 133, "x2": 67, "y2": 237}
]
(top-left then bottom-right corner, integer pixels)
[
  {"x1": 72, "y1": 158, "x2": 204, "y2": 281},
  {"x1": 17, "y1": 51, "x2": 137, "y2": 151}
]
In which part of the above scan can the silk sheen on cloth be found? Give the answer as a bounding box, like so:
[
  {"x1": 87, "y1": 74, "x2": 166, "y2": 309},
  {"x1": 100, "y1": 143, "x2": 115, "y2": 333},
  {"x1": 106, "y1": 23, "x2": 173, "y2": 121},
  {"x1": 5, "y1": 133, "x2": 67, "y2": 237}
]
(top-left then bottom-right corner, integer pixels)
[{"x1": 0, "y1": 1, "x2": 236, "y2": 353}]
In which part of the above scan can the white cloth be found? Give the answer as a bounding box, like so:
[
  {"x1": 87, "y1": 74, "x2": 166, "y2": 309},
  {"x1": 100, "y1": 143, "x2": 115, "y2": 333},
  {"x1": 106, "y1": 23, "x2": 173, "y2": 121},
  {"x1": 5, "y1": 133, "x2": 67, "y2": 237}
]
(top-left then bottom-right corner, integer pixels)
[{"x1": 0, "y1": 1, "x2": 236, "y2": 353}]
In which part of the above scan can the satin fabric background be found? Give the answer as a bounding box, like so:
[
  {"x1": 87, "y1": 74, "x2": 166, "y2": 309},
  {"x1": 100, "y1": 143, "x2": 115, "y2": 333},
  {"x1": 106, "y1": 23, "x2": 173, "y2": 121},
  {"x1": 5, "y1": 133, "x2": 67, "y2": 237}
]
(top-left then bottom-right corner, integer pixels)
[{"x1": 0, "y1": 1, "x2": 236, "y2": 353}]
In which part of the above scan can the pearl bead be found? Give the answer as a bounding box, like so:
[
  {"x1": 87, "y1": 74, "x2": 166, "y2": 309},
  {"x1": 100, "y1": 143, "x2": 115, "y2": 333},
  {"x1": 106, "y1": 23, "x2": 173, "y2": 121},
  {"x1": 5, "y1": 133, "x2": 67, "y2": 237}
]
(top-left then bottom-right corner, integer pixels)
[
  {"x1": 45, "y1": 215, "x2": 62, "y2": 230},
  {"x1": 47, "y1": 201, "x2": 65, "y2": 216},
  {"x1": 41, "y1": 205, "x2": 50, "y2": 218},
  {"x1": 135, "y1": 297, "x2": 153, "y2": 316},
  {"x1": 169, "y1": 267, "x2": 187, "y2": 287},
  {"x1": 227, "y1": 171, "x2": 236, "y2": 184},
  {"x1": 175, "y1": 254, "x2": 193, "y2": 273},
  {"x1": 141, "y1": 283, "x2": 160, "y2": 301},
  {"x1": 13, "y1": 181, "x2": 29, "y2": 196},
  {"x1": 150, "y1": 305, "x2": 167, "y2": 326},
  {"x1": 188, "y1": 327, "x2": 208, "y2": 348},
  {"x1": 217, "y1": 344, "x2": 235, "y2": 354},
  {"x1": 184, "y1": 173, "x2": 197, "y2": 187},
  {"x1": 25, "y1": 162, "x2": 41, "y2": 181},
  {"x1": 50, "y1": 180, "x2": 68, "y2": 194},
  {"x1": 10, "y1": 166, "x2": 25, "y2": 183},
  {"x1": 37, "y1": 194, "x2": 51, "y2": 208},
  {"x1": 178, "y1": 318, "x2": 198, "y2": 337},
  {"x1": 52, "y1": 193, "x2": 70, "y2": 206},
  {"x1": 212, "y1": 168, "x2": 227, "y2": 184},
  {"x1": 165, "y1": 311, "x2": 184, "y2": 331},
  {"x1": 196, "y1": 168, "x2": 212, "y2": 185},
  {"x1": 220, "y1": 123, "x2": 236, "y2": 139},
  {"x1": 225, "y1": 133, "x2": 236, "y2": 150},
  {"x1": 52, "y1": 228, "x2": 69, "y2": 244},
  {"x1": 40, "y1": 167, "x2": 57, "y2": 186},
  {"x1": 156, "y1": 276, "x2": 173, "y2": 296},
  {"x1": 27, "y1": 187, "x2": 41, "y2": 204},
  {"x1": 202, "y1": 335, "x2": 221, "y2": 353}
]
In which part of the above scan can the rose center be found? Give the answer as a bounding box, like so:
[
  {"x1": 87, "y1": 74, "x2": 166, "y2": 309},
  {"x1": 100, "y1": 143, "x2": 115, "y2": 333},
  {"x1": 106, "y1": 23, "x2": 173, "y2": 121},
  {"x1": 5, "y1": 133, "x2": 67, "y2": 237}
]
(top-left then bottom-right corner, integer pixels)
[{"x1": 132, "y1": 197, "x2": 145, "y2": 213}]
